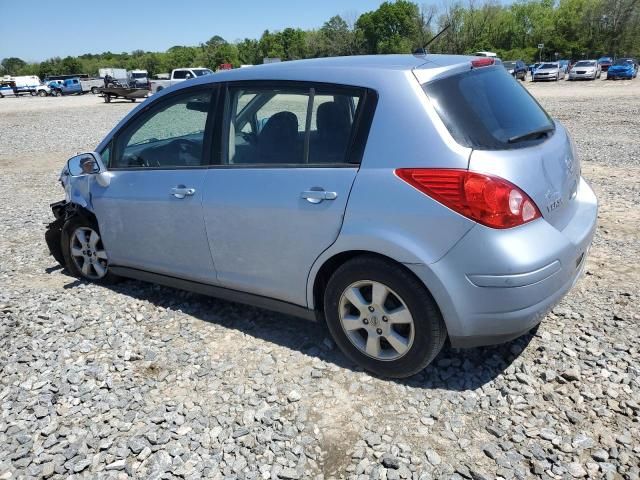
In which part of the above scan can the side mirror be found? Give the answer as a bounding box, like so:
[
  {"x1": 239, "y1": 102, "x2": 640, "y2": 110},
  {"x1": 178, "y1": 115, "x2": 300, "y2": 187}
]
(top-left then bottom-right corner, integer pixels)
[
  {"x1": 66, "y1": 152, "x2": 111, "y2": 187},
  {"x1": 67, "y1": 153, "x2": 101, "y2": 176}
]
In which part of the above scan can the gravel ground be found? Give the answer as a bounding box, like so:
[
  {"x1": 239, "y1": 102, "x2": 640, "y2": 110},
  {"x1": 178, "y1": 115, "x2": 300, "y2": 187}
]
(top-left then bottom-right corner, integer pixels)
[{"x1": 0, "y1": 79, "x2": 639, "y2": 480}]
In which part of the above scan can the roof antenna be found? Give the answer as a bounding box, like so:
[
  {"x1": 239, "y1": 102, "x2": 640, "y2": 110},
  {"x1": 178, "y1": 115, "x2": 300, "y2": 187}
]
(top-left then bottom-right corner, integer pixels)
[{"x1": 413, "y1": 24, "x2": 451, "y2": 55}]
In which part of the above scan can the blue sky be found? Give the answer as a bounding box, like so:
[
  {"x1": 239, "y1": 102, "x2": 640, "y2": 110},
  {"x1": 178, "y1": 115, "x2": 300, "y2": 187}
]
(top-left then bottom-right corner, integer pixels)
[{"x1": 0, "y1": 0, "x2": 385, "y2": 62}]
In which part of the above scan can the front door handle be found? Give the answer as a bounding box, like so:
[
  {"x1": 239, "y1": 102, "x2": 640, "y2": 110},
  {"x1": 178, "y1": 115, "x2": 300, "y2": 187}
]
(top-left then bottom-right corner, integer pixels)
[
  {"x1": 171, "y1": 185, "x2": 196, "y2": 199},
  {"x1": 301, "y1": 189, "x2": 338, "y2": 204}
]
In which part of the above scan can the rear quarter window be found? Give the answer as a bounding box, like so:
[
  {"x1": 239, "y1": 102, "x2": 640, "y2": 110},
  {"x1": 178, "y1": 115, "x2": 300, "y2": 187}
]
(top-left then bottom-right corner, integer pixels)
[{"x1": 423, "y1": 66, "x2": 554, "y2": 150}]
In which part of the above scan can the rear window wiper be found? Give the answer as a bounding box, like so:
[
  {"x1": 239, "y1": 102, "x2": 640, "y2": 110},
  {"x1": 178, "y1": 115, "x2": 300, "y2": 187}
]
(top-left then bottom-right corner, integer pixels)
[{"x1": 508, "y1": 125, "x2": 554, "y2": 144}]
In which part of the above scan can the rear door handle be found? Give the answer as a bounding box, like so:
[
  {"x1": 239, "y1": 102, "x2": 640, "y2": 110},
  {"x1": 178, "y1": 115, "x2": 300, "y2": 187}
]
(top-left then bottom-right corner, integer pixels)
[
  {"x1": 171, "y1": 185, "x2": 196, "y2": 199},
  {"x1": 301, "y1": 189, "x2": 338, "y2": 204}
]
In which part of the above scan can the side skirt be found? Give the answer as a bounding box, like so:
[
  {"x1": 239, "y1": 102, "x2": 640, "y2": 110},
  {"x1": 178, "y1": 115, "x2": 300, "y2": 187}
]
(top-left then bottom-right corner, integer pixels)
[{"x1": 110, "y1": 266, "x2": 317, "y2": 322}]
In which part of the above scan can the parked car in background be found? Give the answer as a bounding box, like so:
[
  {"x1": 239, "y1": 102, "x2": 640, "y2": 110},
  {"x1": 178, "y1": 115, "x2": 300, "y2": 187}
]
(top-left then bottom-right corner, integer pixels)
[
  {"x1": 502, "y1": 60, "x2": 527, "y2": 80},
  {"x1": 532, "y1": 62, "x2": 565, "y2": 81},
  {"x1": 568, "y1": 60, "x2": 601, "y2": 80},
  {"x1": 598, "y1": 57, "x2": 613, "y2": 72},
  {"x1": 0, "y1": 80, "x2": 18, "y2": 97},
  {"x1": 80, "y1": 78, "x2": 104, "y2": 94},
  {"x1": 606, "y1": 58, "x2": 638, "y2": 80},
  {"x1": 149, "y1": 68, "x2": 214, "y2": 93},
  {"x1": 1, "y1": 75, "x2": 51, "y2": 96},
  {"x1": 49, "y1": 78, "x2": 83, "y2": 96},
  {"x1": 129, "y1": 70, "x2": 149, "y2": 88},
  {"x1": 46, "y1": 55, "x2": 597, "y2": 378}
]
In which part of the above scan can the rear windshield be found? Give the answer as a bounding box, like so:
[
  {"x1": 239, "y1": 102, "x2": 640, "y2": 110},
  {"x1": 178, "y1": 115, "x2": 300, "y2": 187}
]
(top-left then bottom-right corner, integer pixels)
[{"x1": 423, "y1": 66, "x2": 554, "y2": 150}]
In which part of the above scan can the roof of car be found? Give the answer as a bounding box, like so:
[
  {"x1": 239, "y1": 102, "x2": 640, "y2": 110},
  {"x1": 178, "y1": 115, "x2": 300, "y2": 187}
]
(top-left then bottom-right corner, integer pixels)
[{"x1": 168, "y1": 54, "x2": 481, "y2": 94}]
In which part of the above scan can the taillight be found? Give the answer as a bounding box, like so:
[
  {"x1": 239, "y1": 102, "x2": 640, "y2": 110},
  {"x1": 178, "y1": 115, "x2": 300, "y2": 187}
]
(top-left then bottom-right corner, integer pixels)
[
  {"x1": 395, "y1": 169, "x2": 541, "y2": 229},
  {"x1": 471, "y1": 58, "x2": 495, "y2": 68}
]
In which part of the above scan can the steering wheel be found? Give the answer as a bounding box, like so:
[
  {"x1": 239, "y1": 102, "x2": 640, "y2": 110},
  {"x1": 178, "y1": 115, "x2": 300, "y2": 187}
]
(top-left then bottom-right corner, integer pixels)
[
  {"x1": 167, "y1": 139, "x2": 202, "y2": 164},
  {"x1": 122, "y1": 153, "x2": 159, "y2": 168},
  {"x1": 241, "y1": 132, "x2": 257, "y2": 145}
]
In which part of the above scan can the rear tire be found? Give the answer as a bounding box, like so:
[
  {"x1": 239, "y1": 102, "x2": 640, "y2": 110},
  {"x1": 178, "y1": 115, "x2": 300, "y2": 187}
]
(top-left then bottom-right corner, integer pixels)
[
  {"x1": 91, "y1": 86, "x2": 99, "y2": 94},
  {"x1": 61, "y1": 216, "x2": 118, "y2": 284},
  {"x1": 323, "y1": 255, "x2": 446, "y2": 378},
  {"x1": 38, "y1": 90, "x2": 47, "y2": 97}
]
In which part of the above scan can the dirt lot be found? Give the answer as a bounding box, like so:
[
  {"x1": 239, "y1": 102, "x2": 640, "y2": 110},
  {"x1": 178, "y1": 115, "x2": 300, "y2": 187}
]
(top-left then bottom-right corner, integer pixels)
[{"x1": 0, "y1": 78, "x2": 639, "y2": 479}]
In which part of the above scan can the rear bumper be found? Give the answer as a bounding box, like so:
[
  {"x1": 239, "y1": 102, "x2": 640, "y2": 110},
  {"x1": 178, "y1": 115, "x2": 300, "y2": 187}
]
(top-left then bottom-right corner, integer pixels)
[{"x1": 407, "y1": 177, "x2": 597, "y2": 348}]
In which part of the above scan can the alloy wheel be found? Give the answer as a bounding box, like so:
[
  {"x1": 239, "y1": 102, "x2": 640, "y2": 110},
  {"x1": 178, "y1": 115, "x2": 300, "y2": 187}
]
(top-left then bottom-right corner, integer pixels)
[
  {"x1": 69, "y1": 227, "x2": 109, "y2": 280},
  {"x1": 338, "y1": 280, "x2": 415, "y2": 361}
]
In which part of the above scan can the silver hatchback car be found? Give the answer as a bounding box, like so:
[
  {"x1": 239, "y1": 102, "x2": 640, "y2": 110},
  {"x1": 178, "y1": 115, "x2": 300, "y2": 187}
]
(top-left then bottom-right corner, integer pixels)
[{"x1": 46, "y1": 55, "x2": 597, "y2": 378}]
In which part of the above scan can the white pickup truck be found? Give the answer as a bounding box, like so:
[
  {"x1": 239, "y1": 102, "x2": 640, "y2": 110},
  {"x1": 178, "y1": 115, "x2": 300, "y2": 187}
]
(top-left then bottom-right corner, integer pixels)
[{"x1": 149, "y1": 68, "x2": 214, "y2": 94}]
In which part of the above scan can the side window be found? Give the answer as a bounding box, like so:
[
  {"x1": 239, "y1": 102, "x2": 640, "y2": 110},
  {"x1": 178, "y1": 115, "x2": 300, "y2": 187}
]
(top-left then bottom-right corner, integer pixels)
[
  {"x1": 101, "y1": 142, "x2": 111, "y2": 168},
  {"x1": 173, "y1": 70, "x2": 188, "y2": 80},
  {"x1": 225, "y1": 85, "x2": 363, "y2": 166},
  {"x1": 113, "y1": 90, "x2": 213, "y2": 168}
]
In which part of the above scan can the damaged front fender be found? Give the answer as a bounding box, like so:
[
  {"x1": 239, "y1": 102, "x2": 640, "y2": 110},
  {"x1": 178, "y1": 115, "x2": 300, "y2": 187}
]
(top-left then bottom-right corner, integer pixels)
[{"x1": 45, "y1": 200, "x2": 95, "y2": 269}]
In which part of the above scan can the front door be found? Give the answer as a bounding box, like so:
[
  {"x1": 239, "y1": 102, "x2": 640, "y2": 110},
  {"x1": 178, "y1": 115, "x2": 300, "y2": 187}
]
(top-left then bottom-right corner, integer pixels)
[
  {"x1": 202, "y1": 82, "x2": 371, "y2": 306},
  {"x1": 92, "y1": 87, "x2": 218, "y2": 283}
]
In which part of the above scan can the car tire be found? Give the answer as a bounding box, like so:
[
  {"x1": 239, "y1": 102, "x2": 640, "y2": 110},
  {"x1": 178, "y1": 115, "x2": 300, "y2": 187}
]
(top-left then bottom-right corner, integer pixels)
[
  {"x1": 323, "y1": 255, "x2": 447, "y2": 378},
  {"x1": 104, "y1": 94, "x2": 111, "y2": 103},
  {"x1": 61, "y1": 216, "x2": 118, "y2": 284},
  {"x1": 38, "y1": 90, "x2": 47, "y2": 97},
  {"x1": 91, "y1": 86, "x2": 99, "y2": 94}
]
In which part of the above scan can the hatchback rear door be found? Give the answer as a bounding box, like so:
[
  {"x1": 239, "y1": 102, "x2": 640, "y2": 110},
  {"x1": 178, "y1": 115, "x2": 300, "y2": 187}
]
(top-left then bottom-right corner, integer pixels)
[
  {"x1": 422, "y1": 65, "x2": 581, "y2": 230},
  {"x1": 201, "y1": 82, "x2": 375, "y2": 306}
]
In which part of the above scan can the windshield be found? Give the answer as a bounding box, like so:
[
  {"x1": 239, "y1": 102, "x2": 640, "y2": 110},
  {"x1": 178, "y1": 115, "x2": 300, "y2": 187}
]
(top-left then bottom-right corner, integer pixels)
[
  {"x1": 503, "y1": 62, "x2": 516, "y2": 68},
  {"x1": 193, "y1": 69, "x2": 213, "y2": 77},
  {"x1": 613, "y1": 59, "x2": 632, "y2": 66},
  {"x1": 540, "y1": 63, "x2": 557, "y2": 69},
  {"x1": 574, "y1": 61, "x2": 595, "y2": 67},
  {"x1": 423, "y1": 67, "x2": 553, "y2": 150}
]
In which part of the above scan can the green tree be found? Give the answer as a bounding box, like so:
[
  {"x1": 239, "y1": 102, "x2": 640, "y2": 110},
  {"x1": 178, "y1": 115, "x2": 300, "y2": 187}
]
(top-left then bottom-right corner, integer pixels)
[
  {"x1": 318, "y1": 15, "x2": 356, "y2": 56},
  {"x1": 237, "y1": 38, "x2": 261, "y2": 65},
  {"x1": 356, "y1": 0, "x2": 421, "y2": 53},
  {"x1": 1, "y1": 57, "x2": 27, "y2": 75}
]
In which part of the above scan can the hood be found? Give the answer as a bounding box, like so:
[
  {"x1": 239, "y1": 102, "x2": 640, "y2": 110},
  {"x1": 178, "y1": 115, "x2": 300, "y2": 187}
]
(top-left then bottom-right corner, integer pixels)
[{"x1": 609, "y1": 64, "x2": 633, "y2": 71}]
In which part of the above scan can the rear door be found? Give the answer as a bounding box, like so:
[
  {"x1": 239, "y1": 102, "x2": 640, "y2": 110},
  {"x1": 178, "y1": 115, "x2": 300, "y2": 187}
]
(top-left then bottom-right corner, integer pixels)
[{"x1": 201, "y1": 81, "x2": 374, "y2": 306}]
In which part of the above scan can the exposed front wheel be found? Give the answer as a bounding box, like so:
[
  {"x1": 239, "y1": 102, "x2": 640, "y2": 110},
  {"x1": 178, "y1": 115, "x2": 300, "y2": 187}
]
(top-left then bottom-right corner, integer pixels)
[
  {"x1": 324, "y1": 255, "x2": 446, "y2": 378},
  {"x1": 61, "y1": 217, "x2": 117, "y2": 283}
]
